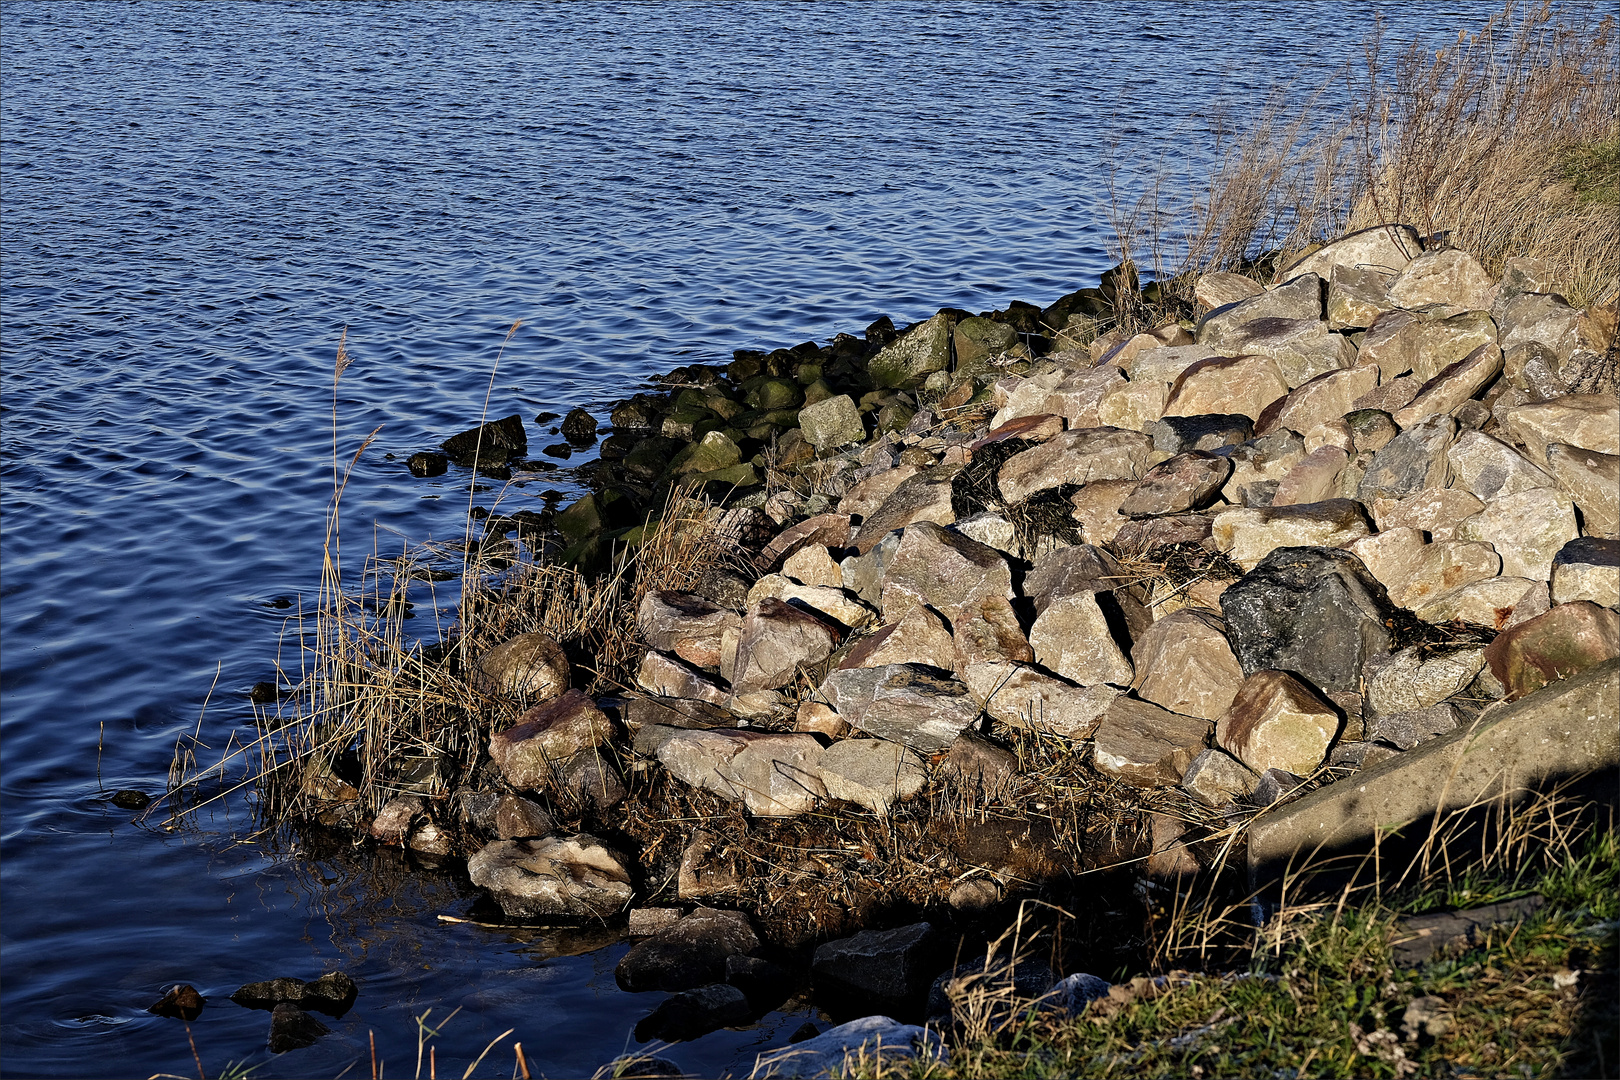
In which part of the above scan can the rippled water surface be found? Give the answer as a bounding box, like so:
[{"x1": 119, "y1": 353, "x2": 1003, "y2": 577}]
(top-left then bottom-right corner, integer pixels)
[{"x1": 2, "y1": 3, "x2": 1504, "y2": 1076}]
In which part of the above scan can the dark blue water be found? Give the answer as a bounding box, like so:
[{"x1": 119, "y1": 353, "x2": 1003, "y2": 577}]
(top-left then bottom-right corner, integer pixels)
[{"x1": 1, "y1": 3, "x2": 1507, "y2": 1076}]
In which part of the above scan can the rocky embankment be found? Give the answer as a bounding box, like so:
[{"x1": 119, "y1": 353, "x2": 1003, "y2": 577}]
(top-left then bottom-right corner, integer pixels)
[{"x1": 337, "y1": 225, "x2": 1618, "y2": 1069}]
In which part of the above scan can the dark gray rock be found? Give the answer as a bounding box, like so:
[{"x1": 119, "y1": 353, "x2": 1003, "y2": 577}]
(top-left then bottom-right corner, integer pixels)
[
  {"x1": 1392, "y1": 895, "x2": 1545, "y2": 966},
  {"x1": 634, "y1": 982, "x2": 751, "y2": 1043},
  {"x1": 268, "y1": 1003, "x2": 329, "y2": 1053},
  {"x1": 147, "y1": 984, "x2": 205, "y2": 1021},
  {"x1": 811, "y1": 921, "x2": 944, "y2": 1016},
  {"x1": 1042, "y1": 972, "x2": 1112, "y2": 1015},
  {"x1": 1250, "y1": 768, "x2": 1306, "y2": 807},
  {"x1": 561, "y1": 407, "x2": 598, "y2": 444},
  {"x1": 1367, "y1": 702, "x2": 1463, "y2": 751},
  {"x1": 725, "y1": 954, "x2": 793, "y2": 1011},
  {"x1": 1220, "y1": 546, "x2": 1399, "y2": 695},
  {"x1": 927, "y1": 956, "x2": 1055, "y2": 1029},
  {"x1": 407, "y1": 451, "x2": 448, "y2": 477},
  {"x1": 616, "y1": 907, "x2": 761, "y2": 993},
  {"x1": 1357, "y1": 415, "x2": 1457, "y2": 504},
  {"x1": 441, "y1": 414, "x2": 527, "y2": 467},
  {"x1": 1150, "y1": 413, "x2": 1254, "y2": 455}
]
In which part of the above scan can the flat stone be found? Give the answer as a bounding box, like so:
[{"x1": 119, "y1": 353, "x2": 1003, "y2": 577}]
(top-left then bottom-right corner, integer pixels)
[
  {"x1": 747, "y1": 574, "x2": 875, "y2": 631},
  {"x1": 638, "y1": 591, "x2": 742, "y2": 669},
  {"x1": 1545, "y1": 444, "x2": 1619, "y2": 538},
  {"x1": 1150, "y1": 413, "x2": 1254, "y2": 454},
  {"x1": 1124, "y1": 343, "x2": 1225, "y2": 389},
  {"x1": 1352, "y1": 372, "x2": 1422, "y2": 415},
  {"x1": 1367, "y1": 703, "x2": 1463, "y2": 751},
  {"x1": 1370, "y1": 487, "x2": 1485, "y2": 541},
  {"x1": 1094, "y1": 375, "x2": 1169, "y2": 431},
  {"x1": 1502, "y1": 395, "x2": 1620, "y2": 459},
  {"x1": 972, "y1": 412, "x2": 1067, "y2": 450},
  {"x1": 616, "y1": 907, "x2": 761, "y2": 993},
  {"x1": 879, "y1": 521, "x2": 1013, "y2": 621},
  {"x1": 1255, "y1": 364, "x2": 1381, "y2": 437},
  {"x1": 1326, "y1": 264, "x2": 1398, "y2": 330},
  {"x1": 1216, "y1": 669, "x2": 1339, "y2": 775},
  {"x1": 941, "y1": 730, "x2": 1019, "y2": 798},
  {"x1": 1164, "y1": 353, "x2": 1291, "y2": 421},
  {"x1": 728, "y1": 734, "x2": 828, "y2": 817},
  {"x1": 1392, "y1": 343, "x2": 1503, "y2": 428},
  {"x1": 1131, "y1": 609, "x2": 1244, "y2": 721},
  {"x1": 1457, "y1": 487, "x2": 1578, "y2": 580},
  {"x1": 477, "y1": 632, "x2": 570, "y2": 702},
  {"x1": 1092, "y1": 697, "x2": 1211, "y2": 787},
  {"x1": 1248, "y1": 659, "x2": 1619, "y2": 886},
  {"x1": 961, "y1": 662, "x2": 1121, "y2": 739},
  {"x1": 1119, "y1": 451, "x2": 1230, "y2": 517},
  {"x1": 1212, "y1": 499, "x2": 1371, "y2": 570},
  {"x1": 761, "y1": 513, "x2": 854, "y2": 570},
  {"x1": 821, "y1": 663, "x2": 982, "y2": 755},
  {"x1": 1482, "y1": 601, "x2": 1620, "y2": 700},
  {"x1": 996, "y1": 427, "x2": 1156, "y2": 504},
  {"x1": 1412, "y1": 576, "x2": 1543, "y2": 627},
  {"x1": 782, "y1": 543, "x2": 845, "y2": 589},
  {"x1": 810, "y1": 923, "x2": 944, "y2": 1016},
  {"x1": 637, "y1": 650, "x2": 729, "y2": 706},
  {"x1": 799, "y1": 394, "x2": 867, "y2": 450},
  {"x1": 837, "y1": 464, "x2": 921, "y2": 521},
  {"x1": 1112, "y1": 513, "x2": 1215, "y2": 553},
  {"x1": 1354, "y1": 530, "x2": 1500, "y2": 611},
  {"x1": 1365, "y1": 646, "x2": 1486, "y2": 715},
  {"x1": 819, "y1": 738, "x2": 928, "y2": 814},
  {"x1": 754, "y1": 1016, "x2": 943, "y2": 1079},
  {"x1": 1067, "y1": 480, "x2": 1135, "y2": 545},
  {"x1": 1282, "y1": 224, "x2": 1423, "y2": 282},
  {"x1": 1272, "y1": 446, "x2": 1350, "y2": 507},
  {"x1": 850, "y1": 468, "x2": 959, "y2": 554},
  {"x1": 1552, "y1": 538, "x2": 1620, "y2": 607},
  {"x1": 731, "y1": 597, "x2": 840, "y2": 693},
  {"x1": 842, "y1": 604, "x2": 956, "y2": 670},
  {"x1": 795, "y1": 700, "x2": 849, "y2": 739},
  {"x1": 1221, "y1": 545, "x2": 1397, "y2": 694},
  {"x1": 1194, "y1": 271, "x2": 1265, "y2": 312},
  {"x1": 1198, "y1": 274, "x2": 1326, "y2": 346},
  {"x1": 1217, "y1": 318, "x2": 1359, "y2": 388},
  {"x1": 1357, "y1": 414, "x2": 1458, "y2": 504},
  {"x1": 1181, "y1": 747, "x2": 1260, "y2": 807},
  {"x1": 467, "y1": 834, "x2": 633, "y2": 919},
  {"x1": 1387, "y1": 247, "x2": 1495, "y2": 311},
  {"x1": 1446, "y1": 431, "x2": 1554, "y2": 502},
  {"x1": 490, "y1": 690, "x2": 616, "y2": 791},
  {"x1": 1496, "y1": 291, "x2": 1582, "y2": 361},
  {"x1": 494, "y1": 794, "x2": 554, "y2": 840},
  {"x1": 952, "y1": 594, "x2": 1034, "y2": 669}
]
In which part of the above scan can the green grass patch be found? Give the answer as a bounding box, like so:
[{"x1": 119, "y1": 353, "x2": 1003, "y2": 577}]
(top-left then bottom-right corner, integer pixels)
[{"x1": 1555, "y1": 136, "x2": 1620, "y2": 208}]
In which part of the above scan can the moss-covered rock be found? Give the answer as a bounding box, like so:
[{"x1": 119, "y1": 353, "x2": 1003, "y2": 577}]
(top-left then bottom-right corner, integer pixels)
[{"x1": 868, "y1": 312, "x2": 952, "y2": 389}]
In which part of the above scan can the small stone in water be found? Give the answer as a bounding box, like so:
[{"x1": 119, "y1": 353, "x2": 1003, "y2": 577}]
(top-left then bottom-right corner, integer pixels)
[
  {"x1": 533, "y1": 411, "x2": 560, "y2": 424},
  {"x1": 542, "y1": 442, "x2": 573, "y2": 459},
  {"x1": 248, "y1": 681, "x2": 281, "y2": 704},
  {"x1": 147, "y1": 983, "x2": 205, "y2": 1020},
  {"x1": 407, "y1": 451, "x2": 448, "y2": 477},
  {"x1": 111, "y1": 789, "x2": 151, "y2": 811},
  {"x1": 268, "y1": 1002, "x2": 329, "y2": 1053}
]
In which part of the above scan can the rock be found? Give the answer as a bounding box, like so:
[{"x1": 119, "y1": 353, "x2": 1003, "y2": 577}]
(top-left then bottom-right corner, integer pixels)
[
  {"x1": 231, "y1": 977, "x2": 304, "y2": 1009},
  {"x1": 492, "y1": 795, "x2": 555, "y2": 840},
  {"x1": 1360, "y1": 309, "x2": 1497, "y2": 384},
  {"x1": 1216, "y1": 670, "x2": 1339, "y2": 775},
  {"x1": 1365, "y1": 647, "x2": 1486, "y2": 716},
  {"x1": 490, "y1": 690, "x2": 615, "y2": 791},
  {"x1": 947, "y1": 879, "x2": 1001, "y2": 913},
  {"x1": 973, "y1": 413, "x2": 1067, "y2": 451},
  {"x1": 850, "y1": 468, "x2": 959, "y2": 553},
  {"x1": 762, "y1": 513, "x2": 854, "y2": 569},
  {"x1": 1219, "y1": 430, "x2": 1309, "y2": 506},
  {"x1": 1503, "y1": 394, "x2": 1620, "y2": 460},
  {"x1": 1251, "y1": 767, "x2": 1307, "y2": 807},
  {"x1": 1283, "y1": 225, "x2": 1423, "y2": 283},
  {"x1": 878, "y1": 521, "x2": 1013, "y2": 621},
  {"x1": 1545, "y1": 444, "x2": 1619, "y2": 537},
  {"x1": 677, "y1": 831, "x2": 742, "y2": 901},
  {"x1": 1212, "y1": 499, "x2": 1370, "y2": 570},
  {"x1": 1326, "y1": 265, "x2": 1397, "y2": 330},
  {"x1": 1445, "y1": 430, "x2": 1554, "y2": 502},
  {"x1": 1181, "y1": 748, "x2": 1260, "y2": 807},
  {"x1": 842, "y1": 605, "x2": 956, "y2": 670},
  {"x1": 441, "y1": 414, "x2": 527, "y2": 467},
  {"x1": 1369, "y1": 487, "x2": 1485, "y2": 541},
  {"x1": 731, "y1": 598, "x2": 840, "y2": 693},
  {"x1": 941, "y1": 730, "x2": 1018, "y2": 798},
  {"x1": 637, "y1": 650, "x2": 729, "y2": 706},
  {"x1": 1392, "y1": 896, "x2": 1548, "y2": 968},
  {"x1": 1358, "y1": 415, "x2": 1458, "y2": 504},
  {"x1": 634, "y1": 983, "x2": 752, "y2": 1043},
  {"x1": 1496, "y1": 291, "x2": 1582, "y2": 361},
  {"x1": 748, "y1": 574, "x2": 875, "y2": 631},
  {"x1": 1387, "y1": 247, "x2": 1495, "y2": 311},
  {"x1": 675, "y1": 430, "x2": 741, "y2": 476},
  {"x1": 1552, "y1": 538, "x2": 1620, "y2": 607},
  {"x1": 560, "y1": 407, "x2": 598, "y2": 443},
  {"x1": 477, "y1": 633, "x2": 570, "y2": 701},
  {"x1": 961, "y1": 662, "x2": 1120, "y2": 738},
  {"x1": 1092, "y1": 697, "x2": 1211, "y2": 787},
  {"x1": 1412, "y1": 576, "x2": 1543, "y2": 627},
  {"x1": 819, "y1": 738, "x2": 928, "y2": 814},
  {"x1": 837, "y1": 464, "x2": 921, "y2": 521},
  {"x1": 1113, "y1": 512, "x2": 1216, "y2": 553},
  {"x1": 1221, "y1": 546, "x2": 1398, "y2": 694},
  {"x1": 467, "y1": 834, "x2": 633, "y2": 919},
  {"x1": 366, "y1": 793, "x2": 423, "y2": 844},
  {"x1": 927, "y1": 954, "x2": 1056, "y2": 1028},
  {"x1": 823, "y1": 663, "x2": 983, "y2": 755},
  {"x1": 147, "y1": 984, "x2": 206, "y2": 1021},
  {"x1": 557, "y1": 749, "x2": 627, "y2": 815},
  {"x1": 796, "y1": 701, "x2": 849, "y2": 738},
  {"x1": 997, "y1": 427, "x2": 1156, "y2": 504},
  {"x1": 1163, "y1": 354, "x2": 1291, "y2": 421},
  {"x1": 1194, "y1": 271, "x2": 1265, "y2": 312},
  {"x1": 638, "y1": 591, "x2": 741, "y2": 670},
  {"x1": 1029, "y1": 588, "x2": 1134, "y2": 686},
  {"x1": 407, "y1": 450, "x2": 448, "y2": 477},
  {"x1": 782, "y1": 543, "x2": 844, "y2": 588},
  {"x1": 1119, "y1": 451, "x2": 1230, "y2": 517},
  {"x1": 1093, "y1": 374, "x2": 1167, "y2": 431},
  {"x1": 231, "y1": 974, "x2": 357, "y2": 1017},
  {"x1": 1067, "y1": 480, "x2": 1135, "y2": 545},
  {"x1": 598, "y1": 1056, "x2": 686, "y2": 1078},
  {"x1": 1248, "y1": 659, "x2": 1619, "y2": 886},
  {"x1": 800, "y1": 394, "x2": 867, "y2": 451},
  {"x1": 1255, "y1": 364, "x2": 1380, "y2": 438},
  {"x1": 811, "y1": 923, "x2": 943, "y2": 1016},
  {"x1": 1151, "y1": 413, "x2": 1254, "y2": 454},
  {"x1": 1350, "y1": 530, "x2": 1500, "y2": 611},
  {"x1": 1482, "y1": 601, "x2": 1620, "y2": 700},
  {"x1": 753, "y1": 1016, "x2": 944, "y2": 1078},
  {"x1": 949, "y1": 512, "x2": 1022, "y2": 560},
  {"x1": 729, "y1": 734, "x2": 828, "y2": 816},
  {"x1": 868, "y1": 312, "x2": 952, "y2": 389},
  {"x1": 1043, "y1": 972, "x2": 1115, "y2": 1015},
  {"x1": 1457, "y1": 486, "x2": 1578, "y2": 580},
  {"x1": 1146, "y1": 812, "x2": 1203, "y2": 879},
  {"x1": 1272, "y1": 446, "x2": 1350, "y2": 507},
  {"x1": 268, "y1": 1003, "x2": 329, "y2": 1053},
  {"x1": 1367, "y1": 703, "x2": 1463, "y2": 751},
  {"x1": 1042, "y1": 368, "x2": 1130, "y2": 427},
  {"x1": 952, "y1": 595, "x2": 1034, "y2": 670},
  {"x1": 1131, "y1": 610, "x2": 1245, "y2": 721},
  {"x1": 1391, "y1": 343, "x2": 1503, "y2": 428},
  {"x1": 1196, "y1": 273, "x2": 1324, "y2": 347},
  {"x1": 616, "y1": 907, "x2": 761, "y2": 993},
  {"x1": 1215, "y1": 318, "x2": 1359, "y2": 388}
]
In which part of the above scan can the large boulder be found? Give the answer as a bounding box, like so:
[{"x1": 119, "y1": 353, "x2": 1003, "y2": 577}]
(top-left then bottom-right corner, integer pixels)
[
  {"x1": 467, "y1": 834, "x2": 633, "y2": 919},
  {"x1": 1386, "y1": 247, "x2": 1495, "y2": 311},
  {"x1": 1501, "y1": 395, "x2": 1620, "y2": 459},
  {"x1": 1281, "y1": 224, "x2": 1423, "y2": 283},
  {"x1": 657, "y1": 730, "x2": 827, "y2": 817},
  {"x1": 1163, "y1": 353, "x2": 1291, "y2": 421},
  {"x1": 1456, "y1": 487, "x2": 1578, "y2": 581},
  {"x1": 1364, "y1": 646, "x2": 1487, "y2": 716},
  {"x1": 441, "y1": 414, "x2": 527, "y2": 466},
  {"x1": 731, "y1": 597, "x2": 840, "y2": 693},
  {"x1": 1544, "y1": 444, "x2": 1619, "y2": 537},
  {"x1": 1130, "y1": 610, "x2": 1245, "y2": 721},
  {"x1": 1195, "y1": 273, "x2": 1324, "y2": 347},
  {"x1": 638, "y1": 591, "x2": 742, "y2": 669},
  {"x1": 799, "y1": 394, "x2": 867, "y2": 450},
  {"x1": 878, "y1": 521, "x2": 1013, "y2": 621},
  {"x1": 868, "y1": 312, "x2": 952, "y2": 389},
  {"x1": 951, "y1": 594, "x2": 1034, "y2": 669},
  {"x1": 996, "y1": 427, "x2": 1156, "y2": 504},
  {"x1": 1029, "y1": 588, "x2": 1134, "y2": 687},
  {"x1": 820, "y1": 664, "x2": 983, "y2": 755},
  {"x1": 1221, "y1": 546, "x2": 1399, "y2": 695},
  {"x1": 841, "y1": 604, "x2": 957, "y2": 671},
  {"x1": 1092, "y1": 697, "x2": 1211, "y2": 787},
  {"x1": 1357, "y1": 414, "x2": 1457, "y2": 504},
  {"x1": 1551, "y1": 538, "x2": 1620, "y2": 607},
  {"x1": 1481, "y1": 602, "x2": 1620, "y2": 700},
  {"x1": 1211, "y1": 499, "x2": 1371, "y2": 570}
]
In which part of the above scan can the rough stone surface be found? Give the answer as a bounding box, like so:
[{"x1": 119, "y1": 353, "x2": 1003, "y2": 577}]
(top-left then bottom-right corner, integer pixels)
[
  {"x1": 819, "y1": 738, "x2": 928, "y2": 814},
  {"x1": 1348, "y1": 528, "x2": 1499, "y2": 610},
  {"x1": 941, "y1": 731, "x2": 1019, "y2": 798},
  {"x1": 952, "y1": 594, "x2": 1035, "y2": 670},
  {"x1": 1370, "y1": 487, "x2": 1485, "y2": 541},
  {"x1": 1392, "y1": 343, "x2": 1503, "y2": 428},
  {"x1": 477, "y1": 633, "x2": 571, "y2": 701},
  {"x1": 1163, "y1": 353, "x2": 1291, "y2": 421},
  {"x1": 821, "y1": 664, "x2": 983, "y2": 755},
  {"x1": 1029, "y1": 588, "x2": 1134, "y2": 687},
  {"x1": 1092, "y1": 697, "x2": 1211, "y2": 787},
  {"x1": 367, "y1": 794, "x2": 424, "y2": 844},
  {"x1": 1360, "y1": 309, "x2": 1497, "y2": 384},
  {"x1": 782, "y1": 543, "x2": 846, "y2": 589},
  {"x1": 1457, "y1": 486, "x2": 1578, "y2": 581},
  {"x1": 1551, "y1": 538, "x2": 1620, "y2": 607},
  {"x1": 1545, "y1": 444, "x2": 1619, "y2": 537},
  {"x1": 1482, "y1": 602, "x2": 1620, "y2": 700},
  {"x1": 1255, "y1": 364, "x2": 1381, "y2": 437},
  {"x1": 763, "y1": 513, "x2": 855, "y2": 569},
  {"x1": 1119, "y1": 451, "x2": 1230, "y2": 517},
  {"x1": 997, "y1": 427, "x2": 1156, "y2": 504},
  {"x1": 494, "y1": 794, "x2": 555, "y2": 840},
  {"x1": 811, "y1": 923, "x2": 944, "y2": 1016},
  {"x1": 1151, "y1": 413, "x2": 1255, "y2": 454},
  {"x1": 1357, "y1": 415, "x2": 1458, "y2": 504},
  {"x1": 868, "y1": 312, "x2": 952, "y2": 389},
  {"x1": 467, "y1": 834, "x2": 633, "y2": 919},
  {"x1": 1446, "y1": 431, "x2": 1554, "y2": 502},
  {"x1": 799, "y1": 394, "x2": 867, "y2": 450},
  {"x1": 1221, "y1": 546, "x2": 1397, "y2": 694},
  {"x1": 1219, "y1": 317, "x2": 1359, "y2": 388},
  {"x1": 1502, "y1": 395, "x2": 1620, "y2": 459},
  {"x1": 638, "y1": 591, "x2": 742, "y2": 669},
  {"x1": 1067, "y1": 480, "x2": 1136, "y2": 546},
  {"x1": 732, "y1": 597, "x2": 841, "y2": 693},
  {"x1": 1386, "y1": 247, "x2": 1495, "y2": 312},
  {"x1": 1196, "y1": 273, "x2": 1324, "y2": 347},
  {"x1": 1131, "y1": 609, "x2": 1244, "y2": 721},
  {"x1": 1219, "y1": 430, "x2": 1308, "y2": 505},
  {"x1": 1272, "y1": 447, "x2": 1350, "y2": 507},
  {"x1": 747, "y1": 574, "x2": 876, "y2": 631},
  {"x1": 1212, "y1": 499, "x2": 1371, "y2": 570},
  {"x1": 636, "y1": 650, "x2": 729, "y2": 706},
  {"x1": 961, "y1": 662, "x2": 1121, "y2": 739},
  {"x1": 1181, "y1": 747, "x2": 1260, "y2": 807},
  {"x1": 490, "y1": 690, "x2": 616, "y2": 791},
  {"x1": 837, "y1": 464, "x2": 920, "y2": 521},
  {"x1": 616, "y1": 907, "x2": 760, "y2": 993},
  {"x1": 1194, "y1": 271, "x2": 1265, "y2": 311},
  {"x1": 634, "y1": 983, "x2": 751, "y2": 1044},
  {"x1": 1368, "y1": 703, "x2": 1463, "y2": 751},
  {"x1": 1283, "y1": 225, "x2": 1423, "y2": 283},
  {"x1": 1216, "y1": 669, "x2": 1340, "y2": 776},
  {"x1": 729, "y1": 734, "x2": 828, "y2": 817},
  {"x1": 842, "y1": 604, "x2": 956, "y2": 671},
  {"x1": 1249, "y1": 659, "x2": 1619, "y2": 885},
  {"x1": 1365, "y1": 646, "x2": 1486, "y2": 716},
  {"x1": 1326, "y1": 264, "x2": 1398, "y2": 330},
  {"x1": 1412, "y1": 576, "x2": 1544, "y2": 628},
  {"x1": 850, "y1": 468, "x2": 959, "y2": 553},
  {"x1": 879, "y1": 521, "x2": 1013, "y2": 621},
  {"x1": 753, "y1": 1016, "x2": 944, "y2": 1079}
]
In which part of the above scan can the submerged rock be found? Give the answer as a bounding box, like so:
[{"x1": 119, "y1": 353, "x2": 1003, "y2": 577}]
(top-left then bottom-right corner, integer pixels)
[
  {"x1": 616, "y1": 907, "x2": 761, "y2": 993},
  {"x1": 268, "y1": 1002, "x2": 329, "y2": 1053},
  {"x1": 147, "y1": 984, "x2": 205, "y2": 1021}
]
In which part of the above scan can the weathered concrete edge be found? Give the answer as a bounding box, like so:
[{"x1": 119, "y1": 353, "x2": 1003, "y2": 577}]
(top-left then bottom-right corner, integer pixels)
[{"x1": 1249, "y1": 658, "x2": 1620, "y2": 885}]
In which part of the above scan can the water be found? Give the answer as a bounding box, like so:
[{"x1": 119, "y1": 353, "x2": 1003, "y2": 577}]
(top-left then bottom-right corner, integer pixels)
[{"x1": 1, "y1": 3, "x2": 1505, "y2": 1075}]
